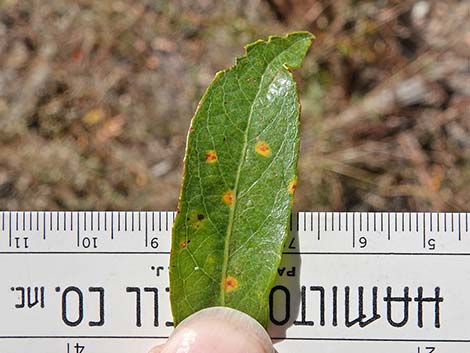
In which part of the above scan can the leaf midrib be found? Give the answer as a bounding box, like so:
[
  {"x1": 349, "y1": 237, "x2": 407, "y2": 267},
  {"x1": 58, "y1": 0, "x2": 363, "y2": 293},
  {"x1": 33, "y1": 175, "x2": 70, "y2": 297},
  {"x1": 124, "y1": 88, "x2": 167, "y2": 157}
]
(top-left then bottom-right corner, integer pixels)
[{"x1": 220, "y1": 37, "x2": 305, "y2": 304}]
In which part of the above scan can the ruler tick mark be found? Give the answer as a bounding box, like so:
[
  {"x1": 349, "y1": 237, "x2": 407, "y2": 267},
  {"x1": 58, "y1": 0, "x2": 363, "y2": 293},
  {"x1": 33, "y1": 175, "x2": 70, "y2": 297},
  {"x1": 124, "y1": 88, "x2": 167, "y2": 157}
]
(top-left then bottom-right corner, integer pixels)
[
  {"x1": 111, "y1": 212, "x2": 114, "y2": 239},
  {"x1": 352, "y1": 213, "x2": 356, "y2": 248},
  {"x1": 43, "y1": 212, "x2": 46, "y2": 240},
  {"x1": 317, "y1": 212, "x2": 320, "y2": 240},
  {"x1": 423, "y1": 212, "x2": 426, "y2": 249},
  {"x1": 77, "y1": 213, "x2": 80, "y2": 248},
  {"x1": 458, "y1": 214, "x2": 462, "y2": 241},
  {"x1": 9, "y1": 212, "x2": 12, "y2": 247},
  {"x1": 387, "y1": 213, "x2": 391, "y2": 241}
]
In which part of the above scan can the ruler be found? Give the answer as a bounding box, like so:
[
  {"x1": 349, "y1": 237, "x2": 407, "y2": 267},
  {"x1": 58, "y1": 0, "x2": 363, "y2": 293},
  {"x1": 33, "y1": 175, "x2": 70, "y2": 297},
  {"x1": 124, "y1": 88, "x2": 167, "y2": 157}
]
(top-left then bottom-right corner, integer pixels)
[{"x1": 1, "y1": 211, "x2": 469, "y2": 353}]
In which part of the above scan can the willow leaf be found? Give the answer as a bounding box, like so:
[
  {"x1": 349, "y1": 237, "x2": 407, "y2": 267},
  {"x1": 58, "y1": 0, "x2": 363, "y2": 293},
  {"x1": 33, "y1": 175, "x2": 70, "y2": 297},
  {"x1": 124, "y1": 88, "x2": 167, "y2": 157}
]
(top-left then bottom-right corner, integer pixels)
[{"x1": 170, "y1": 32, "x2": 313, "y2": 327}]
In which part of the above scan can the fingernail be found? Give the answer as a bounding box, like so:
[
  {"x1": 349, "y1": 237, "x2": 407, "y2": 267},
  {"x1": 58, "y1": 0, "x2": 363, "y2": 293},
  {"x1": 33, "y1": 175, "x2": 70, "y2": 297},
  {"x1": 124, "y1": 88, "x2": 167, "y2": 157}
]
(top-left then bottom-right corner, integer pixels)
[{"x1": 154, "y1": 307, "x2": 273, "y2": 353}]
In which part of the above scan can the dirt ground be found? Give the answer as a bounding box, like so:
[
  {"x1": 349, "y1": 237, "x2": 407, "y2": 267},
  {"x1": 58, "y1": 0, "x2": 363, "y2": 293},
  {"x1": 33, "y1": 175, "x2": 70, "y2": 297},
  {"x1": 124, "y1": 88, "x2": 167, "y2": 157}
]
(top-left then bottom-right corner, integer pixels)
[{"x1": 0, "y1": 0, "x2": 468, "y2": 211}]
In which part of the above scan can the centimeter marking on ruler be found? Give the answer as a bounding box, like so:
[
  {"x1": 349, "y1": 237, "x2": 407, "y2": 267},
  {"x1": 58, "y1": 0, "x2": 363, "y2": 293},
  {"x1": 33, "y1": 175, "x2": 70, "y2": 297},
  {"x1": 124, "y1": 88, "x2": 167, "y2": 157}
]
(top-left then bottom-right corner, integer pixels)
[{"x1": 0, "y1": 211, "x2": 469, "y2": 255}]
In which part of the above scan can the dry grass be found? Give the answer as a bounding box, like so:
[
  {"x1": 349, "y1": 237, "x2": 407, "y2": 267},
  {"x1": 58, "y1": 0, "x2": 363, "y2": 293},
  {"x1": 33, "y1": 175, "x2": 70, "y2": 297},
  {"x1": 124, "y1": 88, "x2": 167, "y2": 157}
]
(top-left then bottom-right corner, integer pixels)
[{"x1": 0, "y1": 0, "x2": 468, "y2": 211}]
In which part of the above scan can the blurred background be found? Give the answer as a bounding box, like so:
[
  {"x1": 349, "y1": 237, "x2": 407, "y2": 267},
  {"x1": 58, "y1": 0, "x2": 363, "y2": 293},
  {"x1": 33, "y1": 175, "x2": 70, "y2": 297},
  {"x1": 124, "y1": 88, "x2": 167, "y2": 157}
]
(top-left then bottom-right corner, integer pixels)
[{"x1": 0, "y1": 0, "x2": 468, "y2": 211}]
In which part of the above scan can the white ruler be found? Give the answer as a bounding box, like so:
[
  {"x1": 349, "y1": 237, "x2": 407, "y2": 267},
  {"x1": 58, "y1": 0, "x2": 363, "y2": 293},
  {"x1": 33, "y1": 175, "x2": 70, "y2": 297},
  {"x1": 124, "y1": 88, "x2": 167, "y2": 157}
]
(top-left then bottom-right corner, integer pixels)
[{"x1": 0, "y1": 211, "x2": 469, "y2": 353}]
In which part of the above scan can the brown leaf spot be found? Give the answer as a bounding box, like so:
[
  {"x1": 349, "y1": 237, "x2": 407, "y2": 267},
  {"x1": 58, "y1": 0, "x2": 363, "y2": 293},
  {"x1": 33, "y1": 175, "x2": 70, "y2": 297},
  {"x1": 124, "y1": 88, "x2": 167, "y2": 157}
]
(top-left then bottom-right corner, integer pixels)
[
  {"x1": 288, "y1": 177, "x2": 297, "y2": 194},
  {"x1": 255, "y1": 141, "x2": 271, "y2": 157},
  {"x1": 205, "y1": 150, "x2": 217, "y2": 163},
  {"x1": 222, "y1": 190, "x2": 234, "y2": 205},
  {"x1": 224, "y1": 276, "x2": 239, "y2": 292},
  {"x1": 180, "y1": 240, "x2": 190, "y2": 248}
]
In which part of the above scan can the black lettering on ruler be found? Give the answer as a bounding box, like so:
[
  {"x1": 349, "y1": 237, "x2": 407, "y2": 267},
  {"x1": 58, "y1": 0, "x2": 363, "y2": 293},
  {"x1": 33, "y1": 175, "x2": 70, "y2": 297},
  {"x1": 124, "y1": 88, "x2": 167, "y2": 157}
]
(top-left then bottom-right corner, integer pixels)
[
  {"x1": 414, "y1": 287, "x2": 443, "y2": 328},
  {"x1": 61, "y1": 286, "x2": 84, "y2": 327},
  {"x1": 332, "y1": 286, "x2": 338, "y2": 326},
  {"x1": 70, "y1": 212, "x2": 74, "y2": 231},
  {"x1": 452, "y1": 213, "x2": 454, "y2": 232},
  {"x1": 2, "y1": 211, "x2": 5, "y2": 231},
  {"x1": 359, "y1": 213, "x2": 363, "y2": 232},
  {"x1": 97, "y1": 212, "x2": 100, "y2": 232},
  {"x1": 303, "y1": 212, "x2": 306, "y2": 232},
  {"x1": 338, "y1": 212, "x2": 342, "y2": 231},
  {"x1": 50, "y1": 212, "x2": 53, "y2": 232},
  {"x1": 36, "y1": 212, "x2": 39, "y2": 231},
  {"x1": 84, "y1": 212, "x2": 87, "y2": 232},
  {"x1": 401, "y1": 213, "x2": 405, "y2": 232},
  {"x1": 331, "y1": 212, "x2": 334, "y2": 231},
  {"x1": 29, "y1": 211, "x2": 32, "y2": 231},
  {"x1": 269, "y1": 285, "x2": 290, "y2": 326},
  {"x1": 310, "y1": 212, "x2": 313, "y2": 232},
  {"x1": 165, "y1": 212, "x2": 169, "y2": 231},
  {"x1": 374, "y1": 213, "x2": 376, "y2": 232},
  {"x1": 127, "y1": 287, "x2": 142, "y2": 327},
  {"x1": 384, "y1": 286, "x2": 411, "y2": 327},
  {"x1": 366, "y1": 212, "x2": 369, "y2": 232},
  {"x1": 118, "y1": 212, "x2": 121, "y2": 232},
  {"x1": 380, "y1": 213, "x2": 384, "y2": 232},
  {"x1": 444, "y1": 213, "x2": 447, "y2": 232},
  {"x1": 408, "y1": 212, "x2": 411, "y2": 232},
  {"x1": 294, "y1": 286, "x2": 314, "y2": 326},
  {"x1": 63, "y1": 211, "x2": 66, "y2": 231},
  {"x1": 88, "y1": 287, "x2": 105, "y2": 327},
  {"x1": 15, "y1": 212, "x2": 18, "y2": 231},
  {"x1": 311, "y1": 286, "x2": 325, "y2": 326},
  {"x1": 324, "y1": 212, "x2": 327, "y2": 232},
  {"x1": 144, "y1": 287, "x2": 159, "y2": 327}
]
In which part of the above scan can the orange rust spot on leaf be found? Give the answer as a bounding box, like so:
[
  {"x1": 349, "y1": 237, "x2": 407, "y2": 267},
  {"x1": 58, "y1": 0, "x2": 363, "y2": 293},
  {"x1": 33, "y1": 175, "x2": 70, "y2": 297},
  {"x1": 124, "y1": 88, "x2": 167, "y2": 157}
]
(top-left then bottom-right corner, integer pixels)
[
  {"x1": 180, "y1": 240, "x2": 190, "y2": 248},
  {"x1": 205, "y1": 150, "x2": 218, "y2": 163},
  {"x1": 255, "y1": 141, "x2": 271, "y2": 157},
  {"x1": 288, "y1": 177, "x2": 297, "y2": 194},
  {"x1": 222, "y1": 190, "x2": 234, "y2": 205},
  {"x1": 224, "y1": 276, "x2": 239, "y2": 292}
]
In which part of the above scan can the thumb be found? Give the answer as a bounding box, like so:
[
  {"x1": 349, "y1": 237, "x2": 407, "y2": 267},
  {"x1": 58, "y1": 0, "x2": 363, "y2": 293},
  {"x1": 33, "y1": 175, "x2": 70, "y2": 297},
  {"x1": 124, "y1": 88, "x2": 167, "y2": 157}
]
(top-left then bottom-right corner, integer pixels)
[{"x1": 150, "y1": 307, "x2": 274, "y2": 353}]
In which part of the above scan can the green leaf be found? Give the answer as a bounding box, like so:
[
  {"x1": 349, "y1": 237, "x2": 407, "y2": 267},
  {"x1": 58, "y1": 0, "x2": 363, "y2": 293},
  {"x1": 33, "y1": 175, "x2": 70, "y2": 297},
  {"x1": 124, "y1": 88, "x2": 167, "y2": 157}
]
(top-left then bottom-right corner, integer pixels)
[{"x1": 170, "y1": 32, "x2": 313, "y2": 327}]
